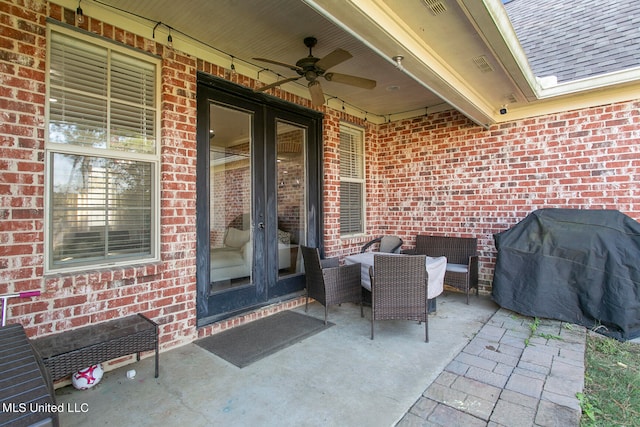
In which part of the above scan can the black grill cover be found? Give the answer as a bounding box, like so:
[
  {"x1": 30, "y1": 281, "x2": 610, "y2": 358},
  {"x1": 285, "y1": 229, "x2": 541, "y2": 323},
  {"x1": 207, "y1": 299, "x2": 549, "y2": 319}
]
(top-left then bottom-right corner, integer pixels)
[{"x1": 492, "y1": 209, "x2": 640, "y2": 341}]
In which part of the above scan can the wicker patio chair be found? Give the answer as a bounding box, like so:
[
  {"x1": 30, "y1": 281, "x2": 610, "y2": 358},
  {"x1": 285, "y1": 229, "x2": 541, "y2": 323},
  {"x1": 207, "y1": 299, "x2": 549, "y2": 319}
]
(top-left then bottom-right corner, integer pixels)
[
  {"x1": 414, "y1": 235, "x2": 479, "y2": 304},
  {"x1": 369, "y1": 254, "x2": 429, "y2": 342},
  {"x1": 301, "y1": 245, "x2": 362, "y2": 325},
  {"x1": 361, "y1": 235, "x2": 403, "y2": 254}
]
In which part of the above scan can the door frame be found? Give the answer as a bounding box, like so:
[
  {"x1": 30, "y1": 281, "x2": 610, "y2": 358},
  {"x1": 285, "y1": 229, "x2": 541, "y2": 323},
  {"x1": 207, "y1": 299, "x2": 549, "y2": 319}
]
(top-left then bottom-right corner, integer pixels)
[{"x1": 196, "y1": 72, "x2": 324, "y2": 326}]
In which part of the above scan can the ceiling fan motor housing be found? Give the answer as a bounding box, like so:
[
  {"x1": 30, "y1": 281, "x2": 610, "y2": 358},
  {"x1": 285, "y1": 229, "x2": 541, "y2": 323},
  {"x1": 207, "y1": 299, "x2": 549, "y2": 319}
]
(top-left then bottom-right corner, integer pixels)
[{"x1": 297, "y1": 58, "x2": 322, "y2": 81}]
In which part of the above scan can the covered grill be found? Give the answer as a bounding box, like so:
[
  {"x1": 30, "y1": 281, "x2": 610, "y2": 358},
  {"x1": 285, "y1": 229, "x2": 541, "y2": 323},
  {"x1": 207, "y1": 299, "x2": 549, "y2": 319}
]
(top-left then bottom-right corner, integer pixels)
[{"x1": 492, "y1": 209, "x2": 640, "y2": 341}]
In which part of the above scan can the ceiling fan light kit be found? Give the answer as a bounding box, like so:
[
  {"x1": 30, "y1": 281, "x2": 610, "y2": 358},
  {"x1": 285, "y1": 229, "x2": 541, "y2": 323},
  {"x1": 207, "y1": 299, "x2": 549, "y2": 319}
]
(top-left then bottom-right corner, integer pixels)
[
  {"x1": 254, "y1": 36, "x2": 377, "y2": 107},
  {"x1": 308, "y1": 80, "x2": 325, "y2": 106}
]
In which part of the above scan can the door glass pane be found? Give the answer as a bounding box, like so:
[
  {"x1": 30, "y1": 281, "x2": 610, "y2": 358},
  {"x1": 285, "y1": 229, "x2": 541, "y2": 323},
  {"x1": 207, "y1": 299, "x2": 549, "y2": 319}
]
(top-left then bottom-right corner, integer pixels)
[
  {"x1": 277, "y1": 121, "x2": 307, "y2": 277},
  {"x1": 209, "y1": 104, "x2": 252, "y2": 292}
]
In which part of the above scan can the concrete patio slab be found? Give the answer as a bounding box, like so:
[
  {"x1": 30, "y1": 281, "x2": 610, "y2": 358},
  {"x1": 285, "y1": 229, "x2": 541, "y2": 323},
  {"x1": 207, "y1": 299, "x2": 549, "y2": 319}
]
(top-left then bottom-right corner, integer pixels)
[{"x1": 55, "y1": 293, "x2": 498, "y2": 426}]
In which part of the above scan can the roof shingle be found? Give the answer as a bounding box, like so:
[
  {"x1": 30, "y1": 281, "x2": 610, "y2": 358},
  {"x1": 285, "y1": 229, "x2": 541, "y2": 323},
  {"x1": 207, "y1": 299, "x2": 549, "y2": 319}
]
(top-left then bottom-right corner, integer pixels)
[{"x1": 505, "y1": 0, "x2": 640, "y2": 82}]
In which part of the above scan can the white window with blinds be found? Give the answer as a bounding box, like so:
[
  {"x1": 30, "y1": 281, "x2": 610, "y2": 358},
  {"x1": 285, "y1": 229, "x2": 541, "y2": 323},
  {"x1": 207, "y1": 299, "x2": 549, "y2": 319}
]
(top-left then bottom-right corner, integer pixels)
[
  {"x1": 45, "y1": 26, "x2": 160, "y2": 273},
  {"x1": 339, "y1": 124, "x2": 365, "y2": 236}
]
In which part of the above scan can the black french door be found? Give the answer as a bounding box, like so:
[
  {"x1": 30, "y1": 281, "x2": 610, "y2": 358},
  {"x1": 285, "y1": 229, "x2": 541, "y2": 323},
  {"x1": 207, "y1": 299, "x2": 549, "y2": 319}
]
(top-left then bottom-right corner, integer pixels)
[{"x1": 196, "y1": 74, "x2": 323, "y2": 326}]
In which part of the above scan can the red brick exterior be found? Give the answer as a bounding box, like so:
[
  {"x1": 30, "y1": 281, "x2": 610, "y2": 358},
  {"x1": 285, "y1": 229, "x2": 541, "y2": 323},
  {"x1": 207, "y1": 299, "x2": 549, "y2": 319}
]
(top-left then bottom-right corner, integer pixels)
[
  {"x1": 320, "y1": 103, "x2": 640, "y2": 293},
  {"x1": 1, "y1": 1, "x2": 639, "y2": 359},
  {"x1": 0, "y1": 1, "x2": 200, "y2": 352},
  {"x1": 372, "y1": 107, "x2": 640, "y2": 290}
]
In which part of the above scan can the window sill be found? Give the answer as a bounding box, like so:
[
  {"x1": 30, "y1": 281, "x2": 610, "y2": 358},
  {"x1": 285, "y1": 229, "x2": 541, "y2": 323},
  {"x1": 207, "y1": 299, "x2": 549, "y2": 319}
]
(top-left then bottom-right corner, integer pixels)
[{"x1": 44, "y1": 260, "x2": 164, "y2": 285}]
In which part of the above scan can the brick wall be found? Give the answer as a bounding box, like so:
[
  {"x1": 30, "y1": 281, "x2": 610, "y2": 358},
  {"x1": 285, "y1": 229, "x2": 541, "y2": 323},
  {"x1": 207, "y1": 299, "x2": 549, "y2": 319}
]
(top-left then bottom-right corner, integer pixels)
[
  {"x1": 1, "y1": 1, "x2": 639, "y2": 357},
  {"x1": 0, "y1": 1, "x2": 199, "y2": 351},
  {"x1": 0, "y1": 1, "x2": 313, "y2": 356},
  {"x1": 321, "y1": 110, "x2": 380, "y2": 256},
  {"x1": 368, "y1": 106, "x2": 640, "y2": 291},
  {"x1": 0, "y1": 0, "x2": 47, "y2": 312},
  {"x1": 1, "y1": 0, "x2": 49, "y2": 330}
]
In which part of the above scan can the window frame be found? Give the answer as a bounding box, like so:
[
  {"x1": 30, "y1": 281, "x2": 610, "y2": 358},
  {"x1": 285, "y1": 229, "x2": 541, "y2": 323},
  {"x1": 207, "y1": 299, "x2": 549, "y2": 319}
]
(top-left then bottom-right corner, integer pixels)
[
  {"x1": 339, "y1": 122, "x2": 366, "y2": 237},
  {"x1": 44, "y1": 25, "x2": 161, "y2": 274}
]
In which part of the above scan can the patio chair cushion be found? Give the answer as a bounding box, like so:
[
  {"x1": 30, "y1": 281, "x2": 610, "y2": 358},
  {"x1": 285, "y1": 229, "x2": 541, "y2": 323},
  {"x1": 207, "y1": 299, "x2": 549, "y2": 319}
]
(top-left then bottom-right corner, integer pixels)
[
  {"x1": 361, "y1": 235, "x2": 403, "y2": 254},
  {"x1": 446, "y1": 263, "x2": 468, "y2": 274},
  {"x1": 379, "y1": 236, "x2": 403, "y2": 253}
]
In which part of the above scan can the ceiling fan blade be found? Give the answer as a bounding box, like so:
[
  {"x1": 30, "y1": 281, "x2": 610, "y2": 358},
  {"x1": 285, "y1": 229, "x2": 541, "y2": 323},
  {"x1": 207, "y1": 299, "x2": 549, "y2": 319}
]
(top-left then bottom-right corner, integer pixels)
[
  {"x1": 253, "y1": 57, "x2": 302, "y2": 73},
  {"x1": 324, "y1": 72, "x2": 376, "y2": 89},
  {"x1": 308, "y1": 80, "x2": 325, "y2": 106},
  {"x1": 315, "y1": 48, "x2": 352, "y2": 71},
  {"x1": 255, "y1": 76, "x2": 300, "y2": 92}
]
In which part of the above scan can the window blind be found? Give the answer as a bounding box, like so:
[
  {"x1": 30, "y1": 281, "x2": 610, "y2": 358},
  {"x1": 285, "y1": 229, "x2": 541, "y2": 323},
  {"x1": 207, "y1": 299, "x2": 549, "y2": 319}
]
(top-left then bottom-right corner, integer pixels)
[
  {"x1": 49, "y1": 32, "x2": 157, "y2": 154},
  {"x1": 339, "y1": 126, "x2": 365, "y2": 235},
  {"x1": 50, "y1": 155, "x2": 153, "y2": 266},
  {"x1": 47, "y1": 28, "x2": 158, "y2": 271},
  {"x1": 339, "y1": 131, "x2": 363, "y2": 178},
  {"x1": 340, "y1": 181, "x2": 363, "y2": 234}
]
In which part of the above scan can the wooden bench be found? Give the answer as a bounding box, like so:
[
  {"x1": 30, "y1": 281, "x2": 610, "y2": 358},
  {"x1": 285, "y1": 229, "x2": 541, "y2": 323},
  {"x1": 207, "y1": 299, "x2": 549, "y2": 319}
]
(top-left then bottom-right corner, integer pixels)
[
  {"x1": 409, "y1": 235, "x2": 479, "y2": 304},
  {"x1": 32, "y1": 314, "x2": 159, "y2": 382}
]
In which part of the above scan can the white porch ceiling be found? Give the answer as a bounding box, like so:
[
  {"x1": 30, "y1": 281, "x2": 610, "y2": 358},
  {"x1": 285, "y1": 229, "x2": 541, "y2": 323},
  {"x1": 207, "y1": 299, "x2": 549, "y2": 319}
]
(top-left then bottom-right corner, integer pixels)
[{"x1": 86, "y1": 0, "x2": 637, "y2": 126}]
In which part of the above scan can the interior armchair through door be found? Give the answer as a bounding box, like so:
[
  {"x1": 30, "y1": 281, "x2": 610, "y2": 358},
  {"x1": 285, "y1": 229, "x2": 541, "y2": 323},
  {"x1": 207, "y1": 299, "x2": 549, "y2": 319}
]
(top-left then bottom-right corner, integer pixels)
[{"x1": 210, "y1": 213, "x2": 292, "y2": 285}]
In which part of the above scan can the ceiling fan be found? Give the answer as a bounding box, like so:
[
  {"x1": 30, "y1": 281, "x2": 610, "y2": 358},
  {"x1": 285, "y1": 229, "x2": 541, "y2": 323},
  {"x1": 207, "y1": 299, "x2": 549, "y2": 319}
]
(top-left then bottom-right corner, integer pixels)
[{"x1": 254, "y1": 37, "x2": 376, "y2": 106}]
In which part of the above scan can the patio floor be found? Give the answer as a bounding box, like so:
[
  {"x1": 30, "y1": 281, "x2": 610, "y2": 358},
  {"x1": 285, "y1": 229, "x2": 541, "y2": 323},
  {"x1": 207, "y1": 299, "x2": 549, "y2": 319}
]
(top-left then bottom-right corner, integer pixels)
[{"x1": 53, "y1": 293, "x2": 588, "y2": 426}]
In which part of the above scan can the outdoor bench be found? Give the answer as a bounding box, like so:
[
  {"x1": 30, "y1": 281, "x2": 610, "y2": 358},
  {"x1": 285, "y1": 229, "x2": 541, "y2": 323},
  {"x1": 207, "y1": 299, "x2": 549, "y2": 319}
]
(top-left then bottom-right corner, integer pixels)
[
  {"x1": 32, "y1": 314, "x2": 159, "y2": 382},
  {"x1": 406, "y1": 235, "x2": 479, "y2": 304}
]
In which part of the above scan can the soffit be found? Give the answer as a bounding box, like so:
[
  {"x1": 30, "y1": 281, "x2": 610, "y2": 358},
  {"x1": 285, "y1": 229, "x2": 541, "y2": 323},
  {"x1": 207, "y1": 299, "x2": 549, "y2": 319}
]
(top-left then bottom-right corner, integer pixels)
[
  {"x1": 66, "y1": 0, "x2": 638, "y2": 126},
  {"x1": 91, "y1": 0, "x2": 444, "y2": 121}
]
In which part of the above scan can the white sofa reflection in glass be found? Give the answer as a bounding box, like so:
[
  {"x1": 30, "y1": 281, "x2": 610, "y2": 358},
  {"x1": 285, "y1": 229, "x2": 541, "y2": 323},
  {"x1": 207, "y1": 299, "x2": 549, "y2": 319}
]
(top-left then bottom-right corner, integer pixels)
[{"x1": 210, "y1": 227, "x2": 291, "y2": 283}]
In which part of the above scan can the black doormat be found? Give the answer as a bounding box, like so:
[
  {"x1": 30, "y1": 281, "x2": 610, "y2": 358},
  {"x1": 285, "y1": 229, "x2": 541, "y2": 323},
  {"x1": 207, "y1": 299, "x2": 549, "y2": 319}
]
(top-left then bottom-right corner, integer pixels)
[{"x1": 195, "y1": 310, "x2": 332, "y2": 368}]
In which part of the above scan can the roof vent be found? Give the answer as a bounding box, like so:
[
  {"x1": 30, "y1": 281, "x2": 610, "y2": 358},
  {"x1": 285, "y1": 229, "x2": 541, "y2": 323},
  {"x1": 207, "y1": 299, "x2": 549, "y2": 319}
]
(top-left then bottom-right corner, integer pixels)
[
  {"x1": 472, "y1": 55, "x2": 494, "y2": 73},
  {"x1": 423, "y1": 0, "x2": 447, "y2": 15},
  {"x1": 505, "y1": 93, "x2": 518, "y2": 104}
]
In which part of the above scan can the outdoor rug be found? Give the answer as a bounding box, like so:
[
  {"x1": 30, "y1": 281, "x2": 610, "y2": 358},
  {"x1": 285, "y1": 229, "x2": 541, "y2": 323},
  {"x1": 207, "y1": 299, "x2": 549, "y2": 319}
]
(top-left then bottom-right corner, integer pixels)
[{"x1": 195, "y1": 310, "x2": 332, "y2": 368}]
